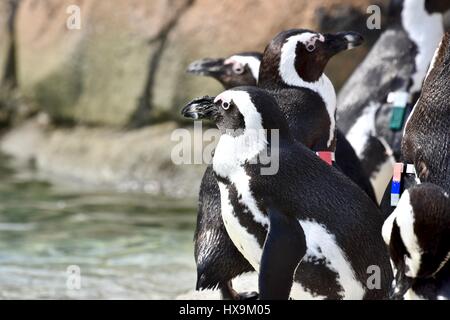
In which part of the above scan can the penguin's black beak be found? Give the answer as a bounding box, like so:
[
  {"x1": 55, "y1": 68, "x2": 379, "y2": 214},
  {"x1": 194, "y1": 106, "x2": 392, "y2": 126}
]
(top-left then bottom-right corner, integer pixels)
[
  {"x1": 389, "y1": 267, "x2": 413, "y2": 300},
  {"x1": 324, "y1": 31, "x2": 364, "y2": 55},
  {"x1": 186, "y1": 58, "x2": 226, "y2": 76},
  {"x1": 181, "y1": 96, "x2": 219, "y2": 121}
]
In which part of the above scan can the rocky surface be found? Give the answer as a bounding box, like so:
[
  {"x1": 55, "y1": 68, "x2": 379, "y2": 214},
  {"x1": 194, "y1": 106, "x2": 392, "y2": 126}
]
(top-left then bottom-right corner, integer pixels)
[
  {"x1": 2, "y1": 0, "x2": 382, "y2": 127},
  {"x1": 0, "y1": 2, "x2": 9, "y2": 79},
  {"x1": 0, "y1": 116, "x2": 208, "y2": 198}
]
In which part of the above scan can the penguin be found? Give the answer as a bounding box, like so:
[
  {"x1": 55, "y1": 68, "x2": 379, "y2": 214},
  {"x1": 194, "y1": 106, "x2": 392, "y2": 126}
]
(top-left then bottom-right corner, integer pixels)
[
  {"x1": 186, "y1": 31, "x2": 376, "y2": 299},
  {"x1": 186, "y1": 54, "x2": 265, "y2": 300},
  {"x1": 187, "y1": 52, "x2": 262, "y2": 89},
  {"x1": 181, "y1": 86, "x2": 392, "y2": 299},
  {"x1": 379, "y1": 31, "x2": 450, "y2": 218},
  {"x1": 382, "y1": 183, "x2": 450, "y2": 300},
  {"x1": 337, "y1": 0, "x2": 450, "y2": 203}
]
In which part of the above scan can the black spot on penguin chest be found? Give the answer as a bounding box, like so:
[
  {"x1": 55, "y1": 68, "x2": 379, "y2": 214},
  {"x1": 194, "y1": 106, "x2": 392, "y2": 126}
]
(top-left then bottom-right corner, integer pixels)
[{"x1": 294, "y1": 262, "x2": 344, "y2": 299}]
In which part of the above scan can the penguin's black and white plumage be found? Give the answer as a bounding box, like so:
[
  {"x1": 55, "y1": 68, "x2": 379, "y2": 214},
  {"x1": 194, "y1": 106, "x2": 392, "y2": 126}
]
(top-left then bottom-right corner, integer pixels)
[
  {"x1": 382, "y1": 183, "x2": 450, "y2": 300},
  {"x1": 259, "y1": 30, "x2": 357, "y2": 151},
  {"x1": 379, "y1": 31, "x2": 450, "y2": 217},
  {"x1": 182, "y1": 86, "x2": 392, "y2": 299},
  {"x1": 337, "y1": 0, "x2": 450, "y2": 202}
]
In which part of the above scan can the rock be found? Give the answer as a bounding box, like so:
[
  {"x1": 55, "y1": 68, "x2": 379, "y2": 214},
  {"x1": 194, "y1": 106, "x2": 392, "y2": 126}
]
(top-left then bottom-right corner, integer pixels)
[
  {"x1": 10, "y1": 0, "x2": 377, "y2": 127},
  {"x1": 0, "y1": 2, "x2": 9, "y2": 80},
  {"x1": 445, "y1": 10, "x2": 450, "y2": 31},
  {"x1": 0, "y1": 117, "x2": 209, "y2": 198},
  {"x1": 0, "y1": 0, "x2": 20, "y2": 90},
  {"x1": 15, "y1": 0, "x2": 177, "y2": 125}
]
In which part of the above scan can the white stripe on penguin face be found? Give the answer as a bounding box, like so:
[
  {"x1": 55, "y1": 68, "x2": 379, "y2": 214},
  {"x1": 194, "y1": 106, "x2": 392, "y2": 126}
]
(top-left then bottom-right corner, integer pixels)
[
  {"x1": 279, "y1": 33, "x2": 337, "y2": 148},
  {"x1": 225, "y1": 55, "x2": 261, "y2": 82}
]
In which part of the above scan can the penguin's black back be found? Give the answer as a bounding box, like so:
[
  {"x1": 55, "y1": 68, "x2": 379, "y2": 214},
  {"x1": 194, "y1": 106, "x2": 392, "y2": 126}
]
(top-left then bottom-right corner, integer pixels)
[
  {"x1": 402, "y1": 32, "x2": 450, "y2": 191},
  {"x1": 270, "y1": 87, "x2": 333, "y2": 150}
]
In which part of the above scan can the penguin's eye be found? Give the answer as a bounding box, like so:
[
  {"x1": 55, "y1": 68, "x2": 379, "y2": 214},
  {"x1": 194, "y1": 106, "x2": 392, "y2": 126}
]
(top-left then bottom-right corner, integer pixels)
[
  {"x1": 306, "y1": 44, "x2": 316, "y2": 52},
  {"x1": 222, "y1": 101, "x2": 231, "y2": 110},
  {"x1": 232, "y1": 64, "x2": 245, "y2": 75}
]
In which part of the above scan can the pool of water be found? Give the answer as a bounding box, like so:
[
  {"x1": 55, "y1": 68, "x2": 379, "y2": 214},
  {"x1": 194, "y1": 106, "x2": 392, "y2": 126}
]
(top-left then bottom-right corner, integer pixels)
[{"x1": 0, "y1": 153, "x2": 197, "y2": 299}]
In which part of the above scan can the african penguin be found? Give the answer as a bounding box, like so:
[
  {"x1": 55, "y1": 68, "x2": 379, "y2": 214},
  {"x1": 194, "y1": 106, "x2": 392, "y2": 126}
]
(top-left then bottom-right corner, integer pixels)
[
  {"x1": 382, "y1": 183, "x2": 450, "y2": 300},
  {"x1": 259, "y1": 30, "x2": 360, "y2": 152},
  {"x1": 187, "y1": 53, "x2": 263, "y2": 300},
  {"x1": 182, "y1": 86, "x2": 392, "y2": 300},
  {"x1": 379, "y1": 31, "x2": 450, "y2": 218},
  {"x1": 257, "y1": 29, "x2": 378, "y2": 197},
  {"x1": 337, "y1": 0, "x2": 450, "y2": 203},
  {"x1": 187, "y1": 52, "x2": 262, "y2": 89}
]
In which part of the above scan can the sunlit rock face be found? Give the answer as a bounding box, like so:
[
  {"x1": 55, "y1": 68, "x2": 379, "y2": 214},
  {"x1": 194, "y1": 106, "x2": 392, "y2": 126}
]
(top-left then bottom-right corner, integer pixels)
[{"x1": 0, "y1": 0, "x2": 378, "y2": 127}]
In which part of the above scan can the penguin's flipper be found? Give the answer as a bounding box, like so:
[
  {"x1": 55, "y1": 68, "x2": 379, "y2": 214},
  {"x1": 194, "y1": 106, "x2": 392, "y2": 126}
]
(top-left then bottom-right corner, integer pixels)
[{"x1": 259, "y1": 206, "x2": 306, "y2": 300}]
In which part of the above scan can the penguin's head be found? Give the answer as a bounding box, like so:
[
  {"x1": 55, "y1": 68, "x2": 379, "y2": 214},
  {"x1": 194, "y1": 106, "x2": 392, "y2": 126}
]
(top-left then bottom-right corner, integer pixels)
[
  {"x1": 382, "y1": 183, "x2": 450, "y2": 300},
  {"x1": 181, "y1": 86, "x2": 290, "y2": 139},
  {"x1": 186, "y1": 53, "x2": 262, "y2": 89},
  {"x1": 259, "y1": 29, "x2": 364, "y2": 86}
]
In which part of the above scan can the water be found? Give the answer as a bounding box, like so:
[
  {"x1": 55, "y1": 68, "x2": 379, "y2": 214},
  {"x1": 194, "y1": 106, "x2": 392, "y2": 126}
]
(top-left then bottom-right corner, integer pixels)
[{"x1": 0, "y1": 153, "x2": 197, "y2": 299}]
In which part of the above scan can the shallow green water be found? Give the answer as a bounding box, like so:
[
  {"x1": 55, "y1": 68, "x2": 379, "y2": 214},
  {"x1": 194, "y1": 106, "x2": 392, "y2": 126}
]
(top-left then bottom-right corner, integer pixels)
[{"x1": 0, "y1": 153, "x2": 197, "y2": 299}]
